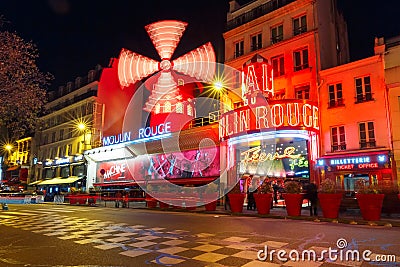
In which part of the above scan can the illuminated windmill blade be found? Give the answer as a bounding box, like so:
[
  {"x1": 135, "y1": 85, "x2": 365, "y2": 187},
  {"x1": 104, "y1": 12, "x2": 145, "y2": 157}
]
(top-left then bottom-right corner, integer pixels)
[
  {"x1": 145, "y1": 20, "x2": 187, "y2": 60},
  {"x1": 172, "y1": 42, "x2": 216, "y2": 83},
  {"x1": 118, "y1": 49, "x2": 159, "y2": 87}
]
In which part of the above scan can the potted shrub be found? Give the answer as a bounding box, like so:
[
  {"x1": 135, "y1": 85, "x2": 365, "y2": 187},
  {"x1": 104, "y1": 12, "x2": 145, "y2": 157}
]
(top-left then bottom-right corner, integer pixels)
[
  {"x1": 203, "y1": 183, "x2": 219, "y2": 211},
  {"x1": 282, "y1": 181, "x2": 303, "y2": 216},
  {"x1": 253, "y1": 179, "x2": 273, "y2": 215},
  {"x1": 145, "y1": 185, "x2": 158, "y2": 208},
  {"x1": 228, "y1": 182, "x2": 245, "y2": 213},
  {"x1": 318, "y1": 179, "x2": 343, "y2": 219},
  {"x1": 355, "y1": 180, "x2": 385, "y2": 221}
]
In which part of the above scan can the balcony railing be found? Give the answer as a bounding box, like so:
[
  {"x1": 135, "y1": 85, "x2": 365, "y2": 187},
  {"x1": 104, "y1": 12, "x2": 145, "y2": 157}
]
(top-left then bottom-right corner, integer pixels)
[
  {"x1": 355, "y1": 93, "x2": 374, "y2": 103},
  {"x1": 271, "y1": 35, "x2": 283, "y2": 44},
  {"x1": 293, "y1": 26, "x2": 307, "y2": 36},
  {"x1": 360, "y1": 140, "x2": 376, "y2": 149},
  {"x1": 328, "y1": 99, "x2": 344, "y2": 108},
  {"x1": 226, "y1": 0, "x2": 296, "y2": 31},
  {"x1": 331, "y1": 144, "x2": 346, "y2": 152}
]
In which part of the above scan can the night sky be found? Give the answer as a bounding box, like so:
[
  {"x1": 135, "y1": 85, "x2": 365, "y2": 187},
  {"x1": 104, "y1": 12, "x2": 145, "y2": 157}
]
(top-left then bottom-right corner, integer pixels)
[{"x1": 1, "y1": 0, "x2": 399, "y2": 89}]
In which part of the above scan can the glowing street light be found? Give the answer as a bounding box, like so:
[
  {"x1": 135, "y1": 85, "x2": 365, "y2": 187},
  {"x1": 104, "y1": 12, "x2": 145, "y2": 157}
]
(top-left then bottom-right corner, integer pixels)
[{"x1": 76, "y1": 122, "x2": 91, "y2": 152}]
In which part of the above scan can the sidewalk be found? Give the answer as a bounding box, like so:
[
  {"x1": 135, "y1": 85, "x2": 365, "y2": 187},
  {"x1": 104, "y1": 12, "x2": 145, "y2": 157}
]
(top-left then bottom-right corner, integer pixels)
[{"x1": 82, "y1": 199, "x2": 400, "y2": 227}]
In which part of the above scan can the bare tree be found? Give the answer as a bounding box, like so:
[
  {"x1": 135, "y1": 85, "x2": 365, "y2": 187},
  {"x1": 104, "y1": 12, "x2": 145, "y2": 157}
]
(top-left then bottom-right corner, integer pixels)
[{"x1": 0, "y1": 16, "x2": 53, "y2": 140}]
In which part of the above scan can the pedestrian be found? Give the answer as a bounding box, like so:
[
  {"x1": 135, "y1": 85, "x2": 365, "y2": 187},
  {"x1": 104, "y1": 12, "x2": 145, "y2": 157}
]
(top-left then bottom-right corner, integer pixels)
[
  {"x1": 272, "y1": 181, "x2": 279, "y2": 205},
  {"x1": 306, "y1": 183, "x2": 318, "y2": 216},
  {"x1": 224, "y1": 188, "x2": 230, "y2": 210},
  {"x1": 247, "y1": 185, "x2": 257, "y2": 210},
  {"x1": 115, "y1": 191, "x2": 122, "y2": 208}
]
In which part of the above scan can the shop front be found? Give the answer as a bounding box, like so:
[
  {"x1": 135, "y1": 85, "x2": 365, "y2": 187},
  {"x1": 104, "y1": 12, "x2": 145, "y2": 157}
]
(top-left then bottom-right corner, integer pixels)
[
  {"x1": 316, "y1": 150, "x2": 394, "y2": 196},
  {"x1": 219, "y1": 99, "x2": 320, "y2": 193},
  {"x1": 38, "y1": 154, "x2": 86, "y2": 199}
]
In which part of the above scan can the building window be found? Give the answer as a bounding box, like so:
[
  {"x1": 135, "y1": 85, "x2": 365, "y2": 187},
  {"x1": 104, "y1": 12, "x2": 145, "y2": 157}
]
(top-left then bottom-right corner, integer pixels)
[
  {"x1": 271, "y1": 55, "x2": 284, "y2": 77},
  {"x1": 59, "y1": 129, "x2": 64, "y2": 140},
  {"x1": 271, "y1": 24, "x2": 283, "y2": 44},
  {"x1": 250, "y1": 33, "x2": 262, "y2": 51},
  {"x1": 234, "y1": 40, "x2": 244, "y2": 58},
  {"x1": 155, "y1": 103, "x2": 160, "y2": 114},
  {"x1": 295, "y1": 85, "x2": 310, "y2": 100},
  {"x1": 187, "y1": 105, "x2": 193, "y2": 116},
  {"x1": 331, "y1": 126, "x2": 346, "y2": 152},
  {"x1": 328, "y1": 83, "x2": 344, "y2": 108},
  {"x1": 359, "y1": 122, "x2": 376, "y2": 148},
  {"x1": 176, "y1": 102, "x2": 183, "y2": 113},
  {"x1": 164, "y1": 101, "x2": 171, "y2": 113},
  {"x1": 355, "y1": 76, "x2": 373, "y2": 103},
  {"x1": 272, "y1": 89, "x2": 285, "y2": 100},
  {"x1": 51, "y1": 132, "x2": 56, "y2": 143},
  {"x1": 293, "y1": 15, "x2": 307, "y2": 36},
  {"x1": 67, "y1": 144, "x2": 72, "y2": 156},
  {"x1": 294, "y1": 48, "x2": 309, "y2": 71}
]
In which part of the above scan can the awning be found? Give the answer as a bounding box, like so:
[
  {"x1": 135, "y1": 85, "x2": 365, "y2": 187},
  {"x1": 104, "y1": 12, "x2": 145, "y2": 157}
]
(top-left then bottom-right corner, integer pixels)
[
  {"x1": 29, "y1": 180, "x2": 43, "y2": 185},
  {"x1": 93, "y1": 181, "x2": 140, "y2": 187},
  {"x1": 6, "y1": 165, "x2": 20, "y2": 171},
  {"x1": 147, "y1": 177, "x2": 218, "y2": 185},
  {"x1": 38, "y1": 176, "x2": 83, "y2": 185}
]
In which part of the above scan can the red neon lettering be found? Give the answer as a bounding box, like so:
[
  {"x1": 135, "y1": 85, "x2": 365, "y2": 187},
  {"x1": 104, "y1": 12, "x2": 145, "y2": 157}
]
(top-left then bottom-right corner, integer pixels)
[{"x1": 336, "y1": 164, "x2": 354, "y2": 170}]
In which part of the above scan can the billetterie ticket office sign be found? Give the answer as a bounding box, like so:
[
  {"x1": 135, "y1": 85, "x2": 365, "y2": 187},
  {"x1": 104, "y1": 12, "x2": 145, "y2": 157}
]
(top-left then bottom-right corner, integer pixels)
[{"x1": 219, "y1": 100, "x2": 319, "y2": 140}]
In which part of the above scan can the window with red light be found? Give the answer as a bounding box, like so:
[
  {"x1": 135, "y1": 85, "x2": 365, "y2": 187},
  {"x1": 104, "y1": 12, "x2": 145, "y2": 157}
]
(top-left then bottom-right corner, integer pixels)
[
  {"x1": 272, "y1": 89, "x2": 285, "y2": 100},
  {"x1": 355, "y1": 76, "x2": 373, "y2": 103},
  {"x1": 271, "y1": 24, "x2": 283, "y2": 44},
  {"x1": 272, "y1": 55, "x2": 285, "y2": 77},
  {"x1": 234, "y1": 40, "x2": 244, "y2": 58},
  {"x1": 293, "y1": 48, "x2": 309, "y2": 71},
  {"x1": 328, "y1": 83, "x2": 343, "y2": 108},
  {"x1": 359, "y1": 121, "x2": 376, "y2": 148},
  {"x1": 293, "y1": 15, "x2": 307, "y2": 36},
  {"x1": 251, "y1": 33, "x2": 262, "y2": 51},
  {"x1": 295, "y1": 85, "x2": 310, "y2": 100},
  {"x1": 331, "y1": 126, "x2": 346, "y2": 152}
]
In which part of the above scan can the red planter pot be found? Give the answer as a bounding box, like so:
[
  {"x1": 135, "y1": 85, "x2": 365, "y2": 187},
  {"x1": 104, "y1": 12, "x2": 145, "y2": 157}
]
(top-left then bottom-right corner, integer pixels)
[
  {"x1": 254, "y1": 193, "x2": 273, "y2": 215},
  {"x1": 69, "y1": 196, "x2": 78, "y2": 205},
  {"x1": 77, "y1": 196, "x2": 87, "y2": 205},
  {"x1": 283, "y1": 193, "x2": 303, "y2": 216},
  {"x1": 205, "y1": 201, "x2": 217, "y2": 211},
  {"x1": 203, "y1": 193, "x2": 219, "y2": 211},
  {"x1": 356, "y1": 193, "x2": 385, "y2": 221},
  {"x1": 159, "y1": 201, "x2": 169, "y2": 209},
  {"x1": 146, "y1": 197, "x2": 157, "y2": 208},
  {"x1": 228, "y1": 193, "x2": 245, "y2": 213},
  {"x1": 318, "y1": 193, "x2": 343, "y2": 219}
]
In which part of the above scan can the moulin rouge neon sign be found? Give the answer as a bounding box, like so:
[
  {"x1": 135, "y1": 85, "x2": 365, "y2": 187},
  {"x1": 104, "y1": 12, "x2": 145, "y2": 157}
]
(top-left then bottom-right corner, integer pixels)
[
  {"x1": 241, "y1": 146, "x2": 301, "y2": 167},
  {"x1": 219, "y1": 101, "x2": 319, "y2": 139}
]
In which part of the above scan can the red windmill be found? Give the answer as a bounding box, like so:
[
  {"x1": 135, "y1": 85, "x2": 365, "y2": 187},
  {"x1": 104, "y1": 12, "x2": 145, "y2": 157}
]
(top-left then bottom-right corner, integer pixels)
[{"x1": 117, "y1": 20, "x2": 216, "y2": 131}]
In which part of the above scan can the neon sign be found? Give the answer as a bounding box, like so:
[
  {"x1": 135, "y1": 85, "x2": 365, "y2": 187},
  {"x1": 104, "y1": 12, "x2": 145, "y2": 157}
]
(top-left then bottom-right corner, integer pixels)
[
  {"x1": 219, "y1": 101, "x2": 319, "y2": 139},
  {"x1": 241, "y1": 146, "x2": 301, "y2": 167},
  {"x1": 242, "y1": 60, "x2": 274, "y2": 105},
  {"x1": 138, "y1": 122, "x2": 171, "y2": 139},
  {"x1": 336, "y1": 163, "x2": 379, "y2": 170},
  {"x1": 103, "y1": 163, "x2": 126, "y2": 180},
  {"x1": 103, "y1": 132, "x2": 131, "y2": 146},
  {"x1": 330, "y1": 157, "x2": 370, "y2": 165}
]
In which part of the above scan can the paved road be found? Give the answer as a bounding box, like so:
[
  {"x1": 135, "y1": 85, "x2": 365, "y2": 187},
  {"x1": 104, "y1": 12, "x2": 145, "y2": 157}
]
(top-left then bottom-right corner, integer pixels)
[{"x1": 0, "y1": 204, "x2": 399, "y2": 267}]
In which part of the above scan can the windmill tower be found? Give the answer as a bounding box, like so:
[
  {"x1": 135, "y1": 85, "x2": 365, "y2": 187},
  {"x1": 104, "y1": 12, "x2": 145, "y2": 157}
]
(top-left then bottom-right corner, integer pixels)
[{"x1": 118, "y1": 20, "x2": 216, "y2": 132}]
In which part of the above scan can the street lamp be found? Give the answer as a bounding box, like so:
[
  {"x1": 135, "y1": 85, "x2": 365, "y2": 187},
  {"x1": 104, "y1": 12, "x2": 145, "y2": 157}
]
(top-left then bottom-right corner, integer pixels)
[
  {"x1": 77, "y1": 122, "x2": 91, "y2": 152},
  {"x1": 3, "y1": 143, "x2": 13, "y2": 164}
]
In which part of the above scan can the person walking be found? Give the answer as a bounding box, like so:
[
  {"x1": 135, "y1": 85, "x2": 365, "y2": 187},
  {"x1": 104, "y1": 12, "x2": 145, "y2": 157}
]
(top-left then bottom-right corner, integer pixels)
[
  {"x1": 115, "y1": 191, "x2": 122, "y2": 208},
  {"x1": 306, "y1": 183, "x2": 318, "y2": 216}
]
